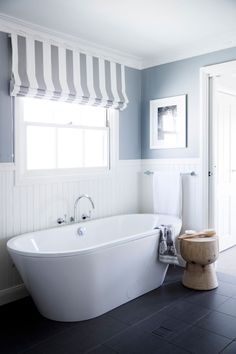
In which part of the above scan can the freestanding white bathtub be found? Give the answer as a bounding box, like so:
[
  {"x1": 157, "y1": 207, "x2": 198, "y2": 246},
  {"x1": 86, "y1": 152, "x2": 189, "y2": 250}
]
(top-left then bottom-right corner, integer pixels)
[{"x1": 7, "y1": 214, "x2": 182, "y2": 322}]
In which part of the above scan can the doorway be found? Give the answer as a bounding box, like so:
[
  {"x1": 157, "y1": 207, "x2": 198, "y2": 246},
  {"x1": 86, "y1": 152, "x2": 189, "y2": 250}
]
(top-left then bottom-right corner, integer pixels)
[{"x1": 201, "y1": 60, "x2": 236, "y2": 253}]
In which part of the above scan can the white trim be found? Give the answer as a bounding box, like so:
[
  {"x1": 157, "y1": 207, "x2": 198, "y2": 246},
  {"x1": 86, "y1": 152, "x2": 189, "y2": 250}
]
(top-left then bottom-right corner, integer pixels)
[
  {"x1": 118, "y1": 159, "x2": 141, "y2": 165},
  {"x1": 200, "y1": 68, "x2": 210, "y2": 229},
  {"x1": 141, "y1": 158, "x2": 200, "y2": 166},
  {"x1": 0, "y1": 13, "x2": 142, "y2": 70},
  {"x1": 14, "y1": 101, "x2": 119, "y2": 185},
  {"x1": 0, "y1": 284, "x2": 28, "y2": 306},
  {"x1": 0, "y1": 163, "x2": 15, "y2": 171},
  {"x1": 0, "y1": 159, "x2": 200, "y2": 173},
  {"x1": 110, "y1": 109, "x2": 119, "y2": 168},
  {"x1": 118, "y1": 159, "x2": 141, "y2": 168},
  {"x1": 217, "y1": 88, "x2": 236, "y2": 97},
  {"x1": 200, "y1": 61, "x2": 236, "y2": 77},
  {"x1": 200, "y1": 59, "x2": 236, "y2": 230}
]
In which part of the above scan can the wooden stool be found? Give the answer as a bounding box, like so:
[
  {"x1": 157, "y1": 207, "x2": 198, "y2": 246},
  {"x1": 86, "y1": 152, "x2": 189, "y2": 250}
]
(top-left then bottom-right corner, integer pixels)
[{"x1": 180, "y1": 236, "x2": 219, "y2": 290}]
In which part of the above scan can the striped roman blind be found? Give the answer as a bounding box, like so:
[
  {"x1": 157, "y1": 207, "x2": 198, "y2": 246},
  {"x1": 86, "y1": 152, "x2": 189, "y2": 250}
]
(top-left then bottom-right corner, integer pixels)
[{"x1": 10, "y1": 34, "x2": 129, "y2": 110}]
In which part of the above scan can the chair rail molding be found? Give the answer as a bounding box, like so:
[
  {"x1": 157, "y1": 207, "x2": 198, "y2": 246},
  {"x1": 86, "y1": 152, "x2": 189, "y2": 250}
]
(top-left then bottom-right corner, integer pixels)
[
  {"x1": 141, "y1": 158, "x2": 200, "y2": 166},
  {"x1": 0, "y1": 163, "x2": 15, "y2": 171}
]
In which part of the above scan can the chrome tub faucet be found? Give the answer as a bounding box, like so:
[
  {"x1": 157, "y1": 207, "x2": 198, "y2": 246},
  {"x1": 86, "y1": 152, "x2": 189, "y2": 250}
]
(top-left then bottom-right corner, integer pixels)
[{"x1": 71, "y1": 194, "x2": 95, "y2": 222}]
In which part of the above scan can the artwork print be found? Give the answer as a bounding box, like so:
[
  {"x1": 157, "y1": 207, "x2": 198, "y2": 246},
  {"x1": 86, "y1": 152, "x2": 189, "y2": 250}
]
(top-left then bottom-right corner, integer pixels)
[{"x1": 150, "y1": 95, "x2": 186, "y2": 149}]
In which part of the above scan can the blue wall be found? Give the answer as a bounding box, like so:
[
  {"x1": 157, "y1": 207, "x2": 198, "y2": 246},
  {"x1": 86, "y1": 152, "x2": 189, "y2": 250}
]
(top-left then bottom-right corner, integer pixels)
[
  {"x1": 0, "y1": 32, "x2": 142, "y2": 163},
  {"x1": 119, "y1": 67, "x2": 141, "y2": 159},
  {"x1": 0, "y1": 32, "x2": 13, "y2": 163},
  {"x1": 141, "y1": 47, "x2": 236, "y2": 159}
]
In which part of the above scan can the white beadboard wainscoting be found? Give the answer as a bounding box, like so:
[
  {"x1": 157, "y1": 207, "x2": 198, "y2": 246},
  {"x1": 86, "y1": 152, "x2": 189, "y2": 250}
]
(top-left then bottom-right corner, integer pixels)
[
  {"x1": 0, "y1": 158, "x2": 203, "y2": 305},
  {"x1": 0, "y1": 160, "x2": 141, "y2": 305},
  {"x1": 140, "y1": 158, "x2": 202, "y2": 233}
]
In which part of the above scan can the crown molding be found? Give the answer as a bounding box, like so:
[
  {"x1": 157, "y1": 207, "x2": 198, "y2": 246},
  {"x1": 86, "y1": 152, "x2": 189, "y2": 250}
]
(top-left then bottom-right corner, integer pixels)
[
  {"x1": 0, "y1": 13, "x2": 142, "y2": 70},
  {"x1": 1, "y1": 12, "x2": 236, "y2": 71}
]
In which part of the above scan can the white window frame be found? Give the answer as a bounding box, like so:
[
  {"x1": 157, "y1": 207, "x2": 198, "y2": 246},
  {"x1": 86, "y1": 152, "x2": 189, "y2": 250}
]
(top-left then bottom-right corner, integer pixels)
[{"x1": 14, "y1": 98, "x2": 119, "y2": 185}]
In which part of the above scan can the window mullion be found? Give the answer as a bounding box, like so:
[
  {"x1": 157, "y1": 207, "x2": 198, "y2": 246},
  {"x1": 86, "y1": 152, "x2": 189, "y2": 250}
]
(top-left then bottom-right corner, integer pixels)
[
  {"x1": 23, "y1": 122, "x2": 27, "y2": 173},
  {"x1": 82, "y1": 129, "x2": 85, "y2": 168},
  {"x1": 55, "y1": 127, "x2": 58, "y2": 169}
]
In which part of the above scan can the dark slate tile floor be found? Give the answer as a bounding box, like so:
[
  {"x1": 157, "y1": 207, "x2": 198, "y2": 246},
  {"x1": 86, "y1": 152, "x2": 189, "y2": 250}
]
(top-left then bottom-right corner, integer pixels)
[{"x1": 2, "y1": 266, "x2": 236, "y2": 353}]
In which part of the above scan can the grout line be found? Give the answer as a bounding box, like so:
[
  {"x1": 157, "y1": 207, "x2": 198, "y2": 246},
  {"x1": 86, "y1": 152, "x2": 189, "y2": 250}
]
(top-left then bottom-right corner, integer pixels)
[
  {"x1": 100, "y1": 293, "x2": 200, "y2": 351},
  {"x1": 219, "y1": 339, "x2": 235, "y2": 353},
  {"x1": 85, "y1": 343, "x2": 119, "y2": 354},
  {"x1": 19, "y1": 322, "x2": 82, "y2": 354},
  {"x1": 194, "y1": 319, "x2": 235, "y2": 341},
  {"x1": 150, "y1": 324, "x2": 195, "y2": 353}
]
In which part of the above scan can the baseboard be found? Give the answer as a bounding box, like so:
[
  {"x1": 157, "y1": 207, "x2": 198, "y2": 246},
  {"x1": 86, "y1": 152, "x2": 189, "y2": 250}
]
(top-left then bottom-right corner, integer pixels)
[{"x1": 0, "y1": 284, "x2": 28, "y2": 306}]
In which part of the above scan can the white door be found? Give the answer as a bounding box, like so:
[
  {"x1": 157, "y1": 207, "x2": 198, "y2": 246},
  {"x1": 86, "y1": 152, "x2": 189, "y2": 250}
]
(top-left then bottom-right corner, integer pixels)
[{"x1": 210, "y1": 86, "x2": 236, "y2": 251}]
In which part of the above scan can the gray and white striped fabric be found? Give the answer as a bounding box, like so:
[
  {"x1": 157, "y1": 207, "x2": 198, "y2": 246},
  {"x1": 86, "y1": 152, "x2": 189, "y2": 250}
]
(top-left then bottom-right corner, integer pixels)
[{"x1": 10, "y1": 34, "x2": 129, "y2": 110}]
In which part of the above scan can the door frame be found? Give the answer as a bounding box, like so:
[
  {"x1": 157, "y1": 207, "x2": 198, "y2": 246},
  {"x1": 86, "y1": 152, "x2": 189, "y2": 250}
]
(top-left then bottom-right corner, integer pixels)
[{"x1": 200, "y1": 60, "x2": 236, "y2": 230}]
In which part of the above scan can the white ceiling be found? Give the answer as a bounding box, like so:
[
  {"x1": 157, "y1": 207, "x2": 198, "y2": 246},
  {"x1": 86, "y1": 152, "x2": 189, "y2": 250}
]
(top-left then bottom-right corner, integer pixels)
[{"x1": 0, "y1": 0, "x2": 236, "y2": 68}]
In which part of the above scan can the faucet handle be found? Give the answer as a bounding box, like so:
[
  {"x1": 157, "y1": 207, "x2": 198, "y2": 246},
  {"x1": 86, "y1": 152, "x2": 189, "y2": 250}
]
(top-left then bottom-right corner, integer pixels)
[
  {"x1": 57, "y1": 214, "x2": 67, "y2": 225},
  {"x1": 81, "y1": 209, "x2": 94, "y2": 221},
  {"x1": 81, "y1": 213, "x2": 90, "y2": 220}
]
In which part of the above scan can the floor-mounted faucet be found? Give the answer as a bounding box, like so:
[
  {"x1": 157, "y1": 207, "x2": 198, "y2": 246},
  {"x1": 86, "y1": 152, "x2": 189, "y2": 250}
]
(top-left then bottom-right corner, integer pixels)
[{"x1": 71, "y1": 194, "x2": 95, "y2": 222}]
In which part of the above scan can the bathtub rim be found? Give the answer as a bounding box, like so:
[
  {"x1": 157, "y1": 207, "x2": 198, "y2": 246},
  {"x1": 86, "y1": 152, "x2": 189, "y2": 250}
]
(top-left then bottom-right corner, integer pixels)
[
  {"x1": 7, "y1": 213, "x2": 182, "y2": 259},
  {"x1": 7, "y1": 230, "x2": 161, "y2": 258}
]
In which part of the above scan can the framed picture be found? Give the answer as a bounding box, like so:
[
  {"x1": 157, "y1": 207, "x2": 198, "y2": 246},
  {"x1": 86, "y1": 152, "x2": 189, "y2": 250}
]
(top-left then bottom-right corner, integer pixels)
[{"x1": 150, "y1": 95, "x2": 187, "y2": 149}]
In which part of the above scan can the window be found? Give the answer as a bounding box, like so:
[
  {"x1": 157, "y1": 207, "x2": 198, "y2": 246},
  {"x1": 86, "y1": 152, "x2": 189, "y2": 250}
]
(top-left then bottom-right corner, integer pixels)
[{"x1": 15, "y1": 98, "x2": 114, "y2": 181}]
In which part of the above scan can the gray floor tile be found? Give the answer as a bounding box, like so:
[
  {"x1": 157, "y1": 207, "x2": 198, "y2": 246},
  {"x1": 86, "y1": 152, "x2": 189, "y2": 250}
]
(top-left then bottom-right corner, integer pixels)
[
  {"x1": 110, "y1": 281, "x2": 192, "y2": 326},
  {"x1": 221, "y1": 341, "x2": 236, "y2": 353},
  {"x1": 22, "y1": 316, "x2": 127, "y2": 354},
  {"x1": 86, "y1": 345, "x2": 118, "y2": 354},
  {"x1": 159, "y1": 299, "x2": 211, "y2": 324},
  {"x1": 172, "y1": 326, "x2": 231, "y2": 354},
  {"x1": 217, "y1": 272, "x2": 236, "y2": 285},
  {"x1": 215, "y1": 282, "x2": 236, "y2": 297},
  {"x1": 107, "y1": 297, "x2": 165, "y2": 325},
  {"x1": 0, "y1": 298, "x2": 74, "y2": 354},
  {"x1": 137, "y1": 310, "x2": 191, "y2": 341},
  {"x1": 105, "y1": 326, "x2": 189, "y2": 354},
  {"x1": 196, "y1": 311, "x2": 236, "y2": 339},
  {"x1": 217, "y1": 297, "x2": 236, "y2": 317},
  {"x1": 108, "y1": 288, "x2": 175, "y2": 325},
  {"x1": 164, "y1": 265, "x2": 184, "y2": 284},
  {"x1": 185, "y1": 290, "x2": 229, "y2": 310}
]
